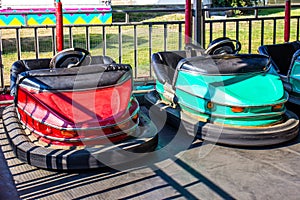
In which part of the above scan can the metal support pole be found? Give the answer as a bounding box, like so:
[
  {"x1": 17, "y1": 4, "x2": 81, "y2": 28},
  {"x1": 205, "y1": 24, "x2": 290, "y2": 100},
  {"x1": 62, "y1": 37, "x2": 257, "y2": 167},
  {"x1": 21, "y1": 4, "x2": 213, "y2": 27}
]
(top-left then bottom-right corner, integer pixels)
[
  {"x1": 56, "y1": 0, "x2": 64, "y2": 52},
  {"x1": 194, "y1": 0, "x2": 203, "y2": 46},
  {"x1": 0, "y1": 30, "x2": 3, "y2": 89},
  {"x1": 185, "y1": 0, "x2": 192, "y2": 44},
  {"x1": 0, "y1": 50, "x2": 4, "y2": 89},
  {"x1": 284, "y1": 0, "x2": 291, "y2": 42}
]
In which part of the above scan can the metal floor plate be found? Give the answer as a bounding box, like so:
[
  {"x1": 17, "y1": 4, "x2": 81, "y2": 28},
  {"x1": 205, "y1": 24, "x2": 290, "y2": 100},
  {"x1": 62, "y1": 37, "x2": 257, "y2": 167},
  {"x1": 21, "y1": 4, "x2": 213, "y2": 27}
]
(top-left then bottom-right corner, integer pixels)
[{"x1": 1, "y1": 111, "x2": 300, "y2": 199}]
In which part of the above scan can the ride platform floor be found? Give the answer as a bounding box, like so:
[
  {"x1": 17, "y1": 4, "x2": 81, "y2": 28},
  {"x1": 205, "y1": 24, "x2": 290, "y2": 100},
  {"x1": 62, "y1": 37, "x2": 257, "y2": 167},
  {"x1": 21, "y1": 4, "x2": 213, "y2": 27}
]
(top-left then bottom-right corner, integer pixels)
[{"x1": 1, "y1": 107, "x2": 300, "y2": 200}]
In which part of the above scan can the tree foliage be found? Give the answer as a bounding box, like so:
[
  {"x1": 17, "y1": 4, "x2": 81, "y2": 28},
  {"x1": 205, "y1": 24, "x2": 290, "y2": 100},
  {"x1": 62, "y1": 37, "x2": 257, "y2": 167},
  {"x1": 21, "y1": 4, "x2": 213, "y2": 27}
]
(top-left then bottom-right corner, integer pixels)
[{"x1": 212, "y1": 0, "x2": 257, "y2": 8}]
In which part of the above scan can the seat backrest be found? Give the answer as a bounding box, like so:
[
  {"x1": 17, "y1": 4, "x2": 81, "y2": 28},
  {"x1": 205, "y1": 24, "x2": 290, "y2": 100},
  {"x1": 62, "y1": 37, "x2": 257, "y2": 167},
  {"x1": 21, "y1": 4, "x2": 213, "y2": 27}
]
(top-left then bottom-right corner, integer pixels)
[
  {"x1": 258, "y1": 41, "x2": 300, "y2": 75},
  {"x1": 151, "y1": 51, "x2": 188, "y2": 84},
  {"x1": 10, "y1": 58, "x2": 51, "y2": 96},
  {"x1": 288, "y1": 49, "x2": 300, "y2": 76}
]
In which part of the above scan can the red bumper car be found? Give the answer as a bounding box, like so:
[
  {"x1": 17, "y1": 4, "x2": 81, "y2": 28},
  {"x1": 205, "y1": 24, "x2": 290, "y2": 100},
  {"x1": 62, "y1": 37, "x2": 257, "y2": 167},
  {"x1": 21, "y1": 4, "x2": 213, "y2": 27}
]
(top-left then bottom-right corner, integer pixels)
[{"x1": 2, "y1": 48, "x2": 158, "y2": 170}]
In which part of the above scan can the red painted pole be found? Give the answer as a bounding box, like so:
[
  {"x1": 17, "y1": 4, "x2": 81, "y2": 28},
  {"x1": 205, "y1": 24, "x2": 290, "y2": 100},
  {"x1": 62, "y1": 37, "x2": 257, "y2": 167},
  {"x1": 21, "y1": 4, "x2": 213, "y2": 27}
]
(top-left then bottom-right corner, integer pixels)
[
  {"x1": 284, "y1": 0, "x2": 291, "y2": 42},
  {"x1": 56, "y1": 0, "x2": 64, "y2": 52},
  {"x1": 185, "y1": 0, "x2": 192, "y2": 44}
]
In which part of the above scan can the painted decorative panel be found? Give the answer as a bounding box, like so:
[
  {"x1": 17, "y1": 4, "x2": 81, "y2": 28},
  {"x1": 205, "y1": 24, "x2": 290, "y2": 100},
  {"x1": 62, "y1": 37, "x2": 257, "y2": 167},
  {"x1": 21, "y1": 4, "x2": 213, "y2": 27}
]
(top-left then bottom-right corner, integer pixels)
[{"x1": 0, "y1": 7, "x2": 112, "y2": 26}]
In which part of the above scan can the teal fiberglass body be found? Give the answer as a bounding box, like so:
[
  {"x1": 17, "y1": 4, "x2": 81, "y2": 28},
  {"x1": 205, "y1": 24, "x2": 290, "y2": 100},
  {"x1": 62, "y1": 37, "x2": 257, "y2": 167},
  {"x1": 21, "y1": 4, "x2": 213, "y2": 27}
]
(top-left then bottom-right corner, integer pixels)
[
  {"x1": 145, "y1": 52, "x2": 299, "y2": 146},
  {"x1": 259, "y1": 41, "x2": 300, "y2": 109},
  {"x1": 156, "y1": 68, "x2": 286, "y2": 127}
]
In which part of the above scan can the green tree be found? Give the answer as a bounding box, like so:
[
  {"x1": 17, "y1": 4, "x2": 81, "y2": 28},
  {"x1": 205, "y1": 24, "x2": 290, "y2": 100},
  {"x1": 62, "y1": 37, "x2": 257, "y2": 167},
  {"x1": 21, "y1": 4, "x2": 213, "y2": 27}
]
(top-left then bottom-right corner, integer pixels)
[
  {"x1": 211, "y1": 0, "x2": 257, "y2": 15},
  {"x1": 212, "y1": 0, "x2": 256, "y2": 8}
]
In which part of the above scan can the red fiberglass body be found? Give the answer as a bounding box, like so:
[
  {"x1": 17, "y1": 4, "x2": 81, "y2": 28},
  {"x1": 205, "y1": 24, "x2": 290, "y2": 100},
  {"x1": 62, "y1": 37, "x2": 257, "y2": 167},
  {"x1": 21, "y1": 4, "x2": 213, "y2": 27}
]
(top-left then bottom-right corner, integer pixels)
[
  {"x1": 15, "y1": 64, "x2": 139, "y2": 147},
  {"x1": 2, "y1": 51, "x2": 158, "y2": 170}
]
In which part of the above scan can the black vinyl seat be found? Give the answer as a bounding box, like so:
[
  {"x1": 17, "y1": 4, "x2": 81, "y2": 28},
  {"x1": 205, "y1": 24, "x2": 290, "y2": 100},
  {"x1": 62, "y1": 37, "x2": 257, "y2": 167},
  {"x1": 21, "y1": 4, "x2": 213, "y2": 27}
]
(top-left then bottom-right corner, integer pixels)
[
  {"x1": 152, "y1": 50, "x2": 197, "y2": 84},
  {"x1": 258, "y1": 41, "x2": 300, "y2": 75},
  {"x1": 10, "y1": 56, "x2": 116, "y2": 95},
  {"x1": 152, "y1": 51, "x2": 269, "y2": 85},
  {"x1": 18, "y1": 64, "x2": 131, "y2": 91}
]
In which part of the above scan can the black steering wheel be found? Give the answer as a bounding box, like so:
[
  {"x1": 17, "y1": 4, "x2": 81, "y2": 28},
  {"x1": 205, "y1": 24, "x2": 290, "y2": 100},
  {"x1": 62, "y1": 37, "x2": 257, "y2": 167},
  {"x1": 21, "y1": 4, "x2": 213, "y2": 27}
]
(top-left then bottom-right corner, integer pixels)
[
  {"x1": 205, "y1": 37, "x2": 241, "y2": 55},
  {"x1": 49, "y1": 48, "x2": 90, "y2": 69}
]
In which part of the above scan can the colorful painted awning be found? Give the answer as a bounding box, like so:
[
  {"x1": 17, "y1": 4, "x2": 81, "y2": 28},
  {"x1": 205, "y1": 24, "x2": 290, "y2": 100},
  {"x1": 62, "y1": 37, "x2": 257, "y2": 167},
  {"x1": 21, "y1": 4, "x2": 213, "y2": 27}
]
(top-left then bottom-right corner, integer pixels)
[{"x1": 0, "y1": 8, "x2": 112, "y2": 26}]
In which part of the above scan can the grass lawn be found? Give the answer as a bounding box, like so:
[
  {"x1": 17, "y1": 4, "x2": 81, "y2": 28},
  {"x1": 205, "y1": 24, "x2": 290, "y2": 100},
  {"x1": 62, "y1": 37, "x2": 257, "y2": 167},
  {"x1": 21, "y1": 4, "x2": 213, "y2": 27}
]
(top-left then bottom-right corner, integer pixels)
[{"x1": 1, "y1": 7, "x2": 300, "y2": 84}]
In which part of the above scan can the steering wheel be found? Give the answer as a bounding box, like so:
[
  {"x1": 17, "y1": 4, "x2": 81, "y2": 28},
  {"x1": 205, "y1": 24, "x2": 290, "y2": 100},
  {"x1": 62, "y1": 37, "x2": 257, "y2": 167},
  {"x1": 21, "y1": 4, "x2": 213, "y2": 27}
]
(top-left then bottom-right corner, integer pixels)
[
  {"x1": 205, "y1": 37, "x2": 241, "y2": 55},
  {"x1": 49, "y1": 48, "x2": 90, "y2": 69}
]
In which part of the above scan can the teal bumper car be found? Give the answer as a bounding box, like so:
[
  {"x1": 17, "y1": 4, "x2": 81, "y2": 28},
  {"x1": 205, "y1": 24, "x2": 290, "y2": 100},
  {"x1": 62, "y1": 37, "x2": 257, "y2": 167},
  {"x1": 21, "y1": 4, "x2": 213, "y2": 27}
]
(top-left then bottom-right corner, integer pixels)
[
  {"x1": 146, "y1": 39, "x2": 299, "y2": 146},
  {"x1": 258, "y1": 41, "x2": 300, "y2": 112}
]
